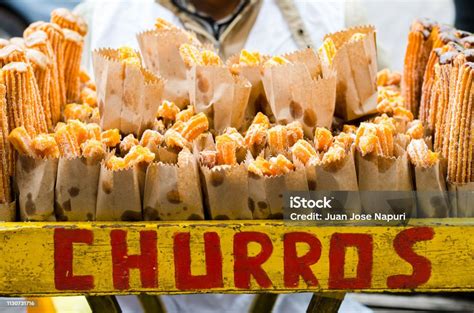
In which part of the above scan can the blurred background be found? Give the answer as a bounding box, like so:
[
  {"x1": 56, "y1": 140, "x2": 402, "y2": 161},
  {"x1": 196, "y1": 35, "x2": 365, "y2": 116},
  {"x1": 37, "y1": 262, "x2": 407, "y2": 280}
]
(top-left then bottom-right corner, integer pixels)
[{"x1": 0, "y1": 0, "x2": 472, "y2": 70}]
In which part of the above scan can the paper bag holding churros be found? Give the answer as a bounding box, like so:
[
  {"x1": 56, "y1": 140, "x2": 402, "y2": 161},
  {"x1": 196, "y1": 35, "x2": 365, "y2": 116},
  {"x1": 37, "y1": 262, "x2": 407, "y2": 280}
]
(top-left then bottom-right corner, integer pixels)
[
  {"x1": 93, "y1": 47, "x2": 164, "y2": 136},
  {"x1": 261, "y1": 49, "x2": 337, "y2": 138},
  {"x1": 319, "y1": 26, "x2": 378, "y2": 121}
]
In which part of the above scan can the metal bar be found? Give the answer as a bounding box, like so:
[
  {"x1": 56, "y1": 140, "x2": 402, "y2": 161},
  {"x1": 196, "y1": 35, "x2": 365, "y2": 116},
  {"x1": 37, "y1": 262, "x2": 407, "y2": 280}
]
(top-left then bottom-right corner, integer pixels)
[
  {"x1": 86, "y1": 296, "x2": 122, "y2": 313},
  {"x1": 137, "y1": 295, "x2": 166, "y2": 313},
  {"x1": 249, "y1": 294, "x2": 279, "y2": 313},
  {"x1": 306, "y1": 293, "x2": 345, "y2": 313}
]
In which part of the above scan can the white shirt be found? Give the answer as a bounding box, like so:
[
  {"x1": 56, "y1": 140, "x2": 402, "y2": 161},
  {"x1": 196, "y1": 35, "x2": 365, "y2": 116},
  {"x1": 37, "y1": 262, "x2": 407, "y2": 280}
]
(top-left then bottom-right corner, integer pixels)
[{"x1": 76, "y1": 0, "x2": 347, "y2": 70}]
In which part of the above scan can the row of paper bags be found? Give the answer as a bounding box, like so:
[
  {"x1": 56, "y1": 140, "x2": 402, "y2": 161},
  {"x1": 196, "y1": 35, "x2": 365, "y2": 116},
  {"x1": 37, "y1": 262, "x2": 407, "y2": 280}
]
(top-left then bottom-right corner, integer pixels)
[{"x1": 10, "y1": 137, "x2": 473, "y2": 222}]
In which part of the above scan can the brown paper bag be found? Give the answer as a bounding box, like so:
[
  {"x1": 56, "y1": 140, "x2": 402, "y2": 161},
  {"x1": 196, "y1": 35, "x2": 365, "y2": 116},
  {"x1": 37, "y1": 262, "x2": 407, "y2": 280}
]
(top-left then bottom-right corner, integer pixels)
[
  {"x1": 261, "y1": 62, "x2": 336, "y2": 138},
  {"x1": 188, "y1": 65, "x2": 251, "y2": 132},
  {"x1": 137, "y1": 29, "x2": 199, "y2": 108},
  {"x1": 226, "y1": 54, "x2": 273, "y2": 127},
  {"x1": 55, "y1": 157, "x2": 101, "y2": 221},
  {"x1": 15, "y1": 155, "x2": 57, "y2": 221},
  {"x1": 200, "y1": 163, "x2": 252, "y2": 219},
  {"x1": 248, "y1": 162, "x2": 307, "y2": 219},
  {"x1": 143, "y1": 148, "x2": 204, "y2": 221},
  {"x1": 448, "y1": 182, "x2": 474, "y2": 217},
  {"x1": 92, "y1": 48, "x2": 164, "y2": 136},
  {"x1": 356, "y1": 147, "x2": 415, "y2": 215},
  {"x1": 414, "y1": 160, "x2": 450, "y2": 218},
  {"x1": 0, "y1": 202, "x2": 16, "y2": 221},
  {"x1": 96, "y1": 164, "x2": 142, "y2": 221},
  {"x1": 305, "y1": 148, "x2": 361, "y2": 216},
  {"x1": 322, "y1": 25, "x2": 378, "y2": 121}
]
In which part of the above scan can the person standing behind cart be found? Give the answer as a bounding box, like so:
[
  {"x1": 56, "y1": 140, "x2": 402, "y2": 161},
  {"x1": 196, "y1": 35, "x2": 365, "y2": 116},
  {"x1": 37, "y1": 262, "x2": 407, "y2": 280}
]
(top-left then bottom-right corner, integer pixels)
[{"x1": 74, "y1": 0, "x2": 373, "y2": 312}]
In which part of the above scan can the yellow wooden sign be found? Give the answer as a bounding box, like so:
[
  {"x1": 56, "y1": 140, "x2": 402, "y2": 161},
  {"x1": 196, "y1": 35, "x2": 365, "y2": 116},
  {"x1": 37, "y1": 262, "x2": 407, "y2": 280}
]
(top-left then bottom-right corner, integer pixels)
[{"x1": 0, "y1": 219, "x2": 473, "y2": 296}]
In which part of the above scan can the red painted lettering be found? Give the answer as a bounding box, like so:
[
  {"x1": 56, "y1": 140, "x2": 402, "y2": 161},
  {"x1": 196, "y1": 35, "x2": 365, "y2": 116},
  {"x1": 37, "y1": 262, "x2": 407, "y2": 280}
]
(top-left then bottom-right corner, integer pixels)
[
  {"x1": 110, "y1": 230, "x2": 157, "y2": 290},
  {"x1": 283, "y1": 232, "x2": 321, "y2": 287},
  {"x1": 54, "y1": 228, "x2": 94, "y2": 290},
  {"x1": 387, "y1": 227, "x2": 434, "y2": 288},
  {"x1": 328, "y1": 233, "x2": 373, "y2": 289},
  {"x1": 234, "y1": 232, "x2": 273, "y2": 288},
  {"x1": 174, "y1": 232, "x2": 223, "y2": 290}
]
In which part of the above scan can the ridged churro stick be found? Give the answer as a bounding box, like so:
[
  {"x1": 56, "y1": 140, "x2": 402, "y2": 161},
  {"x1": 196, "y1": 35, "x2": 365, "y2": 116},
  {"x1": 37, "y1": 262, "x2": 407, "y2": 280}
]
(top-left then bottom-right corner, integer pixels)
[
  {"x1": 62, "y1": 29, "x2": 83, "y2": 103},
  {"x1": 25, "y1": 30, "x2": 62, "y2": 125},
  {"x1": 50, "y1": 8, "x2": 88, "y2": 36},
  {"x1": 26, "y1": 49, "x2": 53, "y2": 132}
]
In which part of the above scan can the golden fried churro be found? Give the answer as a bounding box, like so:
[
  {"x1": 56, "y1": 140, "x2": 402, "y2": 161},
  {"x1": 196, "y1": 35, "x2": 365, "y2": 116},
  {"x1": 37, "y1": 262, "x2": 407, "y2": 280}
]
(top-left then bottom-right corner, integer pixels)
[
  {"x1": 321, "y1": 144, "x2": 346, "y2": 164},
  {"x1": 24, "y1": 30, "x2": 62, "y2": 125},
  {"x1": 406, "y1": 120, "x2": 424, "y2": 139},
  {"x1": 62, "y1": 29, "x2": 84, "y2": 103},
  {"x1": 26, "y1": 48, "x2": 53, "y2": 131},
  {"x1": 105, "y1": 155, "x2": 126, "y2": 171},
  {"x1": 291, "y1": 139, "x2": 317, "y2": 165},
  {"x1": 179, "y1": 44, "x2": 202, "y2": 67},
  {"x1": 155, "y1": 17, "x2": 174, "y2": 30},
  {"x1": 63, "y1": 103, "x2": 93, "y2": 122},
  {"x1": 393, "y1": 106, "x2": 415, "y2": 121},
  {"x1": 0, "y1": 45, "x2": 27, "y2": 67},
  {"x1": 0, "y1": 85, "x2": 11, "y2": 202},
  {"x1": 238, "y1": 50, "x2": 262, "y2": 66},
  {"x1": 170, "y1": 120, "x2": 185, "y2": 133},
  {"x1": 267, "y1": 125, "x2": 288, "y2": 154},
  {"x1": 176, "y1": 105, "x2": 195, "y2": 122},
  {"x1": 375, "y1": 123, "x2": 394, "y2": 157},
  {"x1": 407, "y1": 139, "x2": 438, "y2": 167},
  {"x1": 79, "y1": 87, "x2": 97, "y2": 107},
  {"x1": 157, "y1": 100, "x2": 180, "y2": 121},
  {"x1": 244, "y1": 112, "x2": 270, "y2": 147},
  {"x1": 55, "y1": 123, "x2": 80, "y2": 158},
  {"x1": 355, "y1": 123, "x2": 378, "y2": 156},
  {"x1": 33, "y1": 23, "x2": 67, "y2": 108},
  {"x1": 164, "y1": 128, "x2": 190, "y2": 149},
  {"x1": 263, "y1": 55, "x2": 291, "y2": 67},
  {"x1": 66, "y1": 119, "x2": 89, "y2": 147},
  {"x1": 269, "y1": 154, "x2": 295, "y2": 175},
  {"x1": 79, "y1": 68, "x2": 90, "y2": 84},
  {"x1": 248, "y1": 156, "x2": 273, "y2": 176},
  {"x1": 118, "y1": 46, "x2": 141, "y2": 65},
  {"x1": 85, "y1": 123, "x2": 101, "y2": 141},
  {"x1": 32, "y1": 133, "x2": 59, "y2": 158},
  {"x1": 100, "y1": 129, "x2": 121, "y2": 148},
  {"x1": 181, "y1": 112, "x2": 209, "y2": 141},
  {"x1": 318, "y1": 37, "x2": 337, "y2": 66},
  {"x1": 377, "y1": 68, "x2": 402, "y2": 87},
  {"x1": 120, "y1": 134, "x2": 138, "y2": 155},
  {"x1": 51, "y1": 8, "x2": 88, "y2": 36},
  {"x1": 224, "y1": 127, "x2": 245, "y2": 147},
  {"x1": 8, "y1": 127, "x2": 35, "y2": 156},
  {"x1": 2, "y1": 62, "x2": 45, "y2": 135},
  {"x1": 123, "y1": 145, "x2": 155, "y2": 167},
  {"x1": 81, "y1": 139, "x2": 106, "y2": 160},
  {"x1": 334, "y1": 132, "x2": 354, "y2": 150},
  {"x1": 285, "y1": 121, "x2": 304, "y2": 147},
  {"x1": 314, "y1": 127, "x2": 333, "y2": 152},
  {"x1": 199, "y1": 150, "x2": 217, "y2": 168},
  {"x1": 216, "y1": 134, "x2": 237, "y2": 166},
  {"x1": 201, "y1": 50, "x2": 222, "y2": 66},
  {"x1": 140, "y1": 129, "x2": 163, "y2": 149}
]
